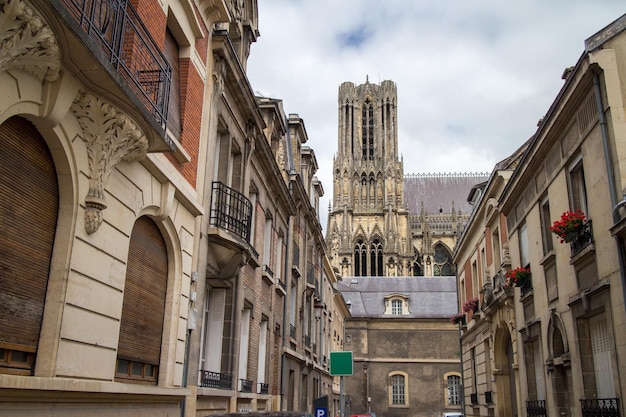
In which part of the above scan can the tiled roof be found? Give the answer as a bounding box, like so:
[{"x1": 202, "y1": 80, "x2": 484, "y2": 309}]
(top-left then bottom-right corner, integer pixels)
[
  {"x1": 337, "y1": 276, "x2": 458, "y2": 319},
  {"x1": 404, "y1": 173, "x2": 489, "y2": 215}
]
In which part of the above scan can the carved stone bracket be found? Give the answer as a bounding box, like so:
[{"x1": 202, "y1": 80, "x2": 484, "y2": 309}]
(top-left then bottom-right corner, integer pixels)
[
  {"x1": 0, "y1": 0, "x2": 60, "y2": 81},
  {"x1": 71, "y1": 92, "x2": 148, "y2": 234}
]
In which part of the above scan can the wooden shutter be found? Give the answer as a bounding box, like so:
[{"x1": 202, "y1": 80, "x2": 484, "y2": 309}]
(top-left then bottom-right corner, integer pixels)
[
  {"x1": 0, "y1": 116, "x2": 58, "y2": 352},
  {"x1": 164, "y1": 28, "x2": 181, "y2": 137},
  {"x1": 118, "y1": 216, "x2": 167, "y2": 365}
]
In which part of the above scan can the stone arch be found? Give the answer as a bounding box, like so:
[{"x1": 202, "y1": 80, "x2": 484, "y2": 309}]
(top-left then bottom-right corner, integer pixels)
[{"x1": 493, "y1": 322, "x2": 518, "y2": 417}]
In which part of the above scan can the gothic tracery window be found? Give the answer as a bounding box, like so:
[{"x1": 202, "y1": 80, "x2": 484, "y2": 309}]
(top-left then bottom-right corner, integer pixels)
[
  {"x1": 370, "y1": 238, "x2": 383, "y2": 276},
  {"x1": 361, "y1": 98, "x2": 374, "y2": 160},
  {"x1": 432, "y1": 243, "x2": 454, "y2": 276},
  {"x1": 354, "y1": 239, "x2": 367, "y2": 276}
]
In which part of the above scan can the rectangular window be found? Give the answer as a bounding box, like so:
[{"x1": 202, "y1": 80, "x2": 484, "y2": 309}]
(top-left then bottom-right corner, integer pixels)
[
  {"x1": 257, "y1": 319, "x2": 268, "y2": 387},
  {"x1": 238, "y1": 308, "x2": 251, "y2": 387},
  {"x1": 590, "y1": 315, "x2": 615, "y2": 398},
  {"x1": 264, "y1": 218, "x2": 273, "y2": 269},
  {"x1": 568, "y1": 158, "x2": 588, "y2": 214},
  {"x1": 448, "y1": 375, "x2": 461, "y2": 405},
  {"x1": 392, "y1": 299, "x2": 402, "y2": 315},
  {"x1": 391, "y1": 374, "x2": 405, "y2": 404},
  {"x1": 492, "y1": 227, "x2": 501, "y2": 271},
  {"x1": 519, "y1": 222, "x2": 530, "y2": 268},
  {"x1": 540, "y1": 197, "x2": 553, "y2": 254}
]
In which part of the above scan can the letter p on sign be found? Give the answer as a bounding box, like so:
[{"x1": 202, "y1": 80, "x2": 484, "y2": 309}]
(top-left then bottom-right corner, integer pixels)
[{"x1": 316, "y1": 408, "x2": 327, "y2": 417}]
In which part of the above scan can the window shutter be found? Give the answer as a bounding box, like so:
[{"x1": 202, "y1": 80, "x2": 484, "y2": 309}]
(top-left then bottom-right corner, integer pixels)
[
  {"x1": 164, "y1": 28, "x2": 181, "y2": 137},
  {"x1": 0, "y1": 117, "x2": 58, "y2": 354},
  {"x1": 118, "y1": 217, "x2": 168, "y2": 366}
]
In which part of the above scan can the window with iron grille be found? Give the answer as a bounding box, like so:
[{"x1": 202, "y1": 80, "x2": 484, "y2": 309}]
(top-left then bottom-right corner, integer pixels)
[
  {"x1": 391, "y1": 374, "x2": 406, "y2": 405},
  {"x1": 448, "y1": 375, "x2": 461, "y2": 405}
]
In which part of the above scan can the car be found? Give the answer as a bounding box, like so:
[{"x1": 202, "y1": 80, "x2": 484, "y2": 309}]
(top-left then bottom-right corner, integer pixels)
[{"x1": 350, "y1": 413, "x2": 376, "y2": 417}]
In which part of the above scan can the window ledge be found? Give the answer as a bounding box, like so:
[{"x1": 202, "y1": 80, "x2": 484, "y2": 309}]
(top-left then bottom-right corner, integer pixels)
[{"x1": 167, "y1": 131, "x2": 191, "y2": 163}]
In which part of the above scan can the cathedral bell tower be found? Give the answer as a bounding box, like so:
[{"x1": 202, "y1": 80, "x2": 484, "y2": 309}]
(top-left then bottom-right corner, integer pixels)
[{"x1": 326, "y1": 78, "x2": 411, "y2": 277}]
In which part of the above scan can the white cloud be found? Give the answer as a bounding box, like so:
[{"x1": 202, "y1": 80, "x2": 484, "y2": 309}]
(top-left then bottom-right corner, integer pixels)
[{"x1": 247, "y1": 1, "x2": 625, "y2": 232}]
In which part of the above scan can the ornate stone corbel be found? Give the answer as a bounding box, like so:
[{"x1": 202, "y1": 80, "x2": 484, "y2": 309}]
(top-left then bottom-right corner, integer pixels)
[
  {"x1": 0, "y1": 0, "x2": 60, "y2": 81},
  {"x1": 71, "y1": 92, "x2": 148, "y2": 234}
]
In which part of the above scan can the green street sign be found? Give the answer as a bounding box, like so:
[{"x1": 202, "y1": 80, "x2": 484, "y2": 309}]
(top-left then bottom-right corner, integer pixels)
[{"x1": 330, "y1": 351, "x2": 353, "y2": 376}]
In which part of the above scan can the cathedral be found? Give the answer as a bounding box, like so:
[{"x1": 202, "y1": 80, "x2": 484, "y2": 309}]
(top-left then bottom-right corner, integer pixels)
[{"x1": 325, "y1": 77, "x2": 488, "y2": 278}]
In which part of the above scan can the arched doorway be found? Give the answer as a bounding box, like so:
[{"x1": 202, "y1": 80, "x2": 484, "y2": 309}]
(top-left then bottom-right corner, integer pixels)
[{"x1": 494, "y1": 325, "x2": 518, "y2": 416}]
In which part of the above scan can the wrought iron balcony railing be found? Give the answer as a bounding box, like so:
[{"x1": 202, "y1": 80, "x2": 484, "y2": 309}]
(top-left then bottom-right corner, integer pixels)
[
  {"x1": 527, "y1": 400, "x2": 547, "y2": 417},
  {"x1": 209, "y1": 182, "x2": 252, "y2": 242},
  {"x1": 258, "y1": 383, "x2": 269, "y2": 395},
  {"x1": 198, "y1": 370, "x2": 232, "y2": 390},
  {"x1": 304, "y1": 335, "x2": 311, "y2": 348},
  {"x1": 581, "y1": 398, "x2": 620, "y2": 417},
  {"x1": 61, "y1": 0, "x2": 171, "y2": 127},
  {"x1": 290, "y1": 324, "x2": 296, "y2": 339},
  {"x1": 520, "y1": 272, "x2": 533, "y2": 297},
  {"x1": 240, "y1": 378, "x2": 253, "y2": 393},
  {"x1": 571, "y1": 220, "x2": 594, "y2": 258}
]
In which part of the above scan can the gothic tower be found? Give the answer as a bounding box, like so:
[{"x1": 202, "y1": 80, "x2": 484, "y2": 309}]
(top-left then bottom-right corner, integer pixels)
[{"x1": 326, "y1": 78, "x2": 412, "y2": 277}]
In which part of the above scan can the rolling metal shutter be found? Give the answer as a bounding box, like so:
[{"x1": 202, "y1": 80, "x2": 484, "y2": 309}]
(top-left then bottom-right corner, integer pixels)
[
  {"x1": 118, "y1": 216, "x2": 168, "y2": 366},
  {"x1": 0, "y1": 116, "x2": 58, "y2": 354}
]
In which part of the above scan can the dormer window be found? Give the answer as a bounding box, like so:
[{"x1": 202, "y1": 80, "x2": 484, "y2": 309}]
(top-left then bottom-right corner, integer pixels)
[{"x1": 384, "y1": 294, "x2": 409, "y2": 315}]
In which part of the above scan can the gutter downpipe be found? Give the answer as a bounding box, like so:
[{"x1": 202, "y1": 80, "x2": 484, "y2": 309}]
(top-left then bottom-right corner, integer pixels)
[
  {"x1": 593, "y1": 71, "x2": 626, "y2": 316},
  {"x1": 280, "y1": 181, "x2": 293, "y2": 411}
]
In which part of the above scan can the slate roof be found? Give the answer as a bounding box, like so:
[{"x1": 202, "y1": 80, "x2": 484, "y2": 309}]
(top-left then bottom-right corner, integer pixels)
[
  {"x1": 404, "y1": 173, "x2": 489, "y2": 215},
  {"x1": 337, "y1": 276, "x2": 458, "y2": 319}
]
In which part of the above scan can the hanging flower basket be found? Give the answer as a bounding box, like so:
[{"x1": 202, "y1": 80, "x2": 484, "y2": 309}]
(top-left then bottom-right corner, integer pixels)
[
  {"x1": 450, "y1": 313, "x2": 466, "y2": 325},
  {"x1": 505, "y1": 267, "x2": 530, "y2": 288},
  {"x1": 462, "y1": 297, "x2": 479, "y2": 313},
  {"x1": 550, "y1": 210, "x2": 586, "y2": 243}
]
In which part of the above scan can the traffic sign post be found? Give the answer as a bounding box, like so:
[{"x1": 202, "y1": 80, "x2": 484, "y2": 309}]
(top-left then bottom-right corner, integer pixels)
[
  {"x1": 330, "y1": 352, "x2": 353, "y2": 417},
  {"x1": 330, "y1": 351, "x2": 353, "y2": 376}
]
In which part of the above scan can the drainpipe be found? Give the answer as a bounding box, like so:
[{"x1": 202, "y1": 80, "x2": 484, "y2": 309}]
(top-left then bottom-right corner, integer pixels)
[
  {"x1": 593, "y1": 71, "x2": 626, "y2": 316},
  {"x1": 281, "y1": 178, "x2": 295, "y2": 410}
]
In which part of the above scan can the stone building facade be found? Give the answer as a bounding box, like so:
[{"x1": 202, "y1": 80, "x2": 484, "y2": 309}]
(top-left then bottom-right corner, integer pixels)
[
  {"x1": 0, "y1": 1, "x2": 349, "y2": 416},
  {"x1": 326, "y1": 79, "x2": 487, "y2": 280},
  {"x1": 325, "y1": 79, "x2": 486, "y2": 416},
  {"x1": 454, "y1": 13, "x2": 626, "y2": 417}
]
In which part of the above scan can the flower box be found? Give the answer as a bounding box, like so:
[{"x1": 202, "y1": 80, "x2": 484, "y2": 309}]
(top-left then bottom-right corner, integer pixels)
[
  {"x1": 550, "y1": 210, "x2": 586, "y2": 243},
  {"x1": 463, "y1": 297, "x2": 479, "y2": 313},
  {"x1": 505, "y1": 267, "x2": 530, "y2": 288},
  {"x1": 450, "y1": 313, "x2": 466, "y2": 325}
]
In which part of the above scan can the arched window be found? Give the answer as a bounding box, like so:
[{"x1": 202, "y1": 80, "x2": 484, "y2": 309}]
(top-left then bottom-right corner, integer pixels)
[
  {"x1": 361, "y1": 98, "x2": 374, "y2": 160},
  {"x1": 370, "y1": 238, "x2": 383, "y2": 276},
  {"x1": 116, "y1": 216, "x2": 168, "y2": 385},
  {"x1": 389, "y1": 372, "x2": 408, "y2": 405},
  {"x1": 446, "y1": 373, "x2": 462, "y2": 406},
  {"x1": 354, "y1": 239, "x2": 367, "y2": 277},
  {"x1": 0, "y1": 117, "x2": 59, "y2": 376},
  {"x1": 432, "y1": 243, "x2": 454, "y2": 276}
]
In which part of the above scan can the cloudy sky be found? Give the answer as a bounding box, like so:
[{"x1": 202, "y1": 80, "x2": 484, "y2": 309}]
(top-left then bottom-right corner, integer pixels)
[{"x1": 246, "y1": 1, "x2": 624, "y2": 229}]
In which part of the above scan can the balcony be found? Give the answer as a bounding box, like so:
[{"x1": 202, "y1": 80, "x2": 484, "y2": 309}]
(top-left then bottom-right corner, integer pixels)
[
  {"x1": 527, "y1": 400, "x2": 547, "y2": 417},
  {"x1": 289, "y1": 324, "x2": 296, "y2": 339},
  {"x1": 581, "y1": 398, "x2": 620, "y2": 417},
  {"x1": 53, "y1": 0, "x2": 173, "y2": 151},
  {"x1": 240, "y1": 378, "x2": 254, "y2": 393},
  {"x1": 206, "y1": 182, "x2": 254, "y2": 279},
  {"x1": 570, "y1": 220, "x2": 594, "y2": 258},
  {"x1": 198, "y1": 370, "x2": 233, "y2": 390},
  {"x1": 258, "y1": 383, "x2": 269, "y2": 395},
  {"x1": 210, "y1": 182, "x2": 252, "y2": 241}
]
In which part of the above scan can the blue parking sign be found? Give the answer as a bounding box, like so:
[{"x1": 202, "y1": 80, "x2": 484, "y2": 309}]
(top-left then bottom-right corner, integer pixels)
[{"x1": 315, "y1": 408, "x2": 327, "y2": 417}]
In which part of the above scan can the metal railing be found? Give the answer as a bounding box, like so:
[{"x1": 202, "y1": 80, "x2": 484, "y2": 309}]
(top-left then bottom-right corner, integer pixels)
[
  {"x1": 209, "y1": 182, "x2": 252, "y2": 242},
  {"x1": 61, "y1": 0, "x2": 171, "y2": 126},
  {"x1": 240, "y1": 378, "x2": 253, "y2": 393},
  {"x1": 258, "y1": 383, "x2": 269, "y2": 395},
  {"x1": 571, "y1": 220, "x2": 594, "y2": 258},
  {"x1": 520, "y1": 272, "x2": 533, "y2": 297},
  {"x1": 198, "y1": 370, "x2": 232, "y2": 390},
  {"x1": 304, "y1": 335, "x2": 311, "y2": 348},
  {"x1": 581, "y1": 398, "x2": 620, "y2": 417},
  {"x1": 290, "y1": 324, "x2": 296, "y2": 339},
  {"x1": 527, "y1": 400, "x2": 547, "y2": 417}
]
